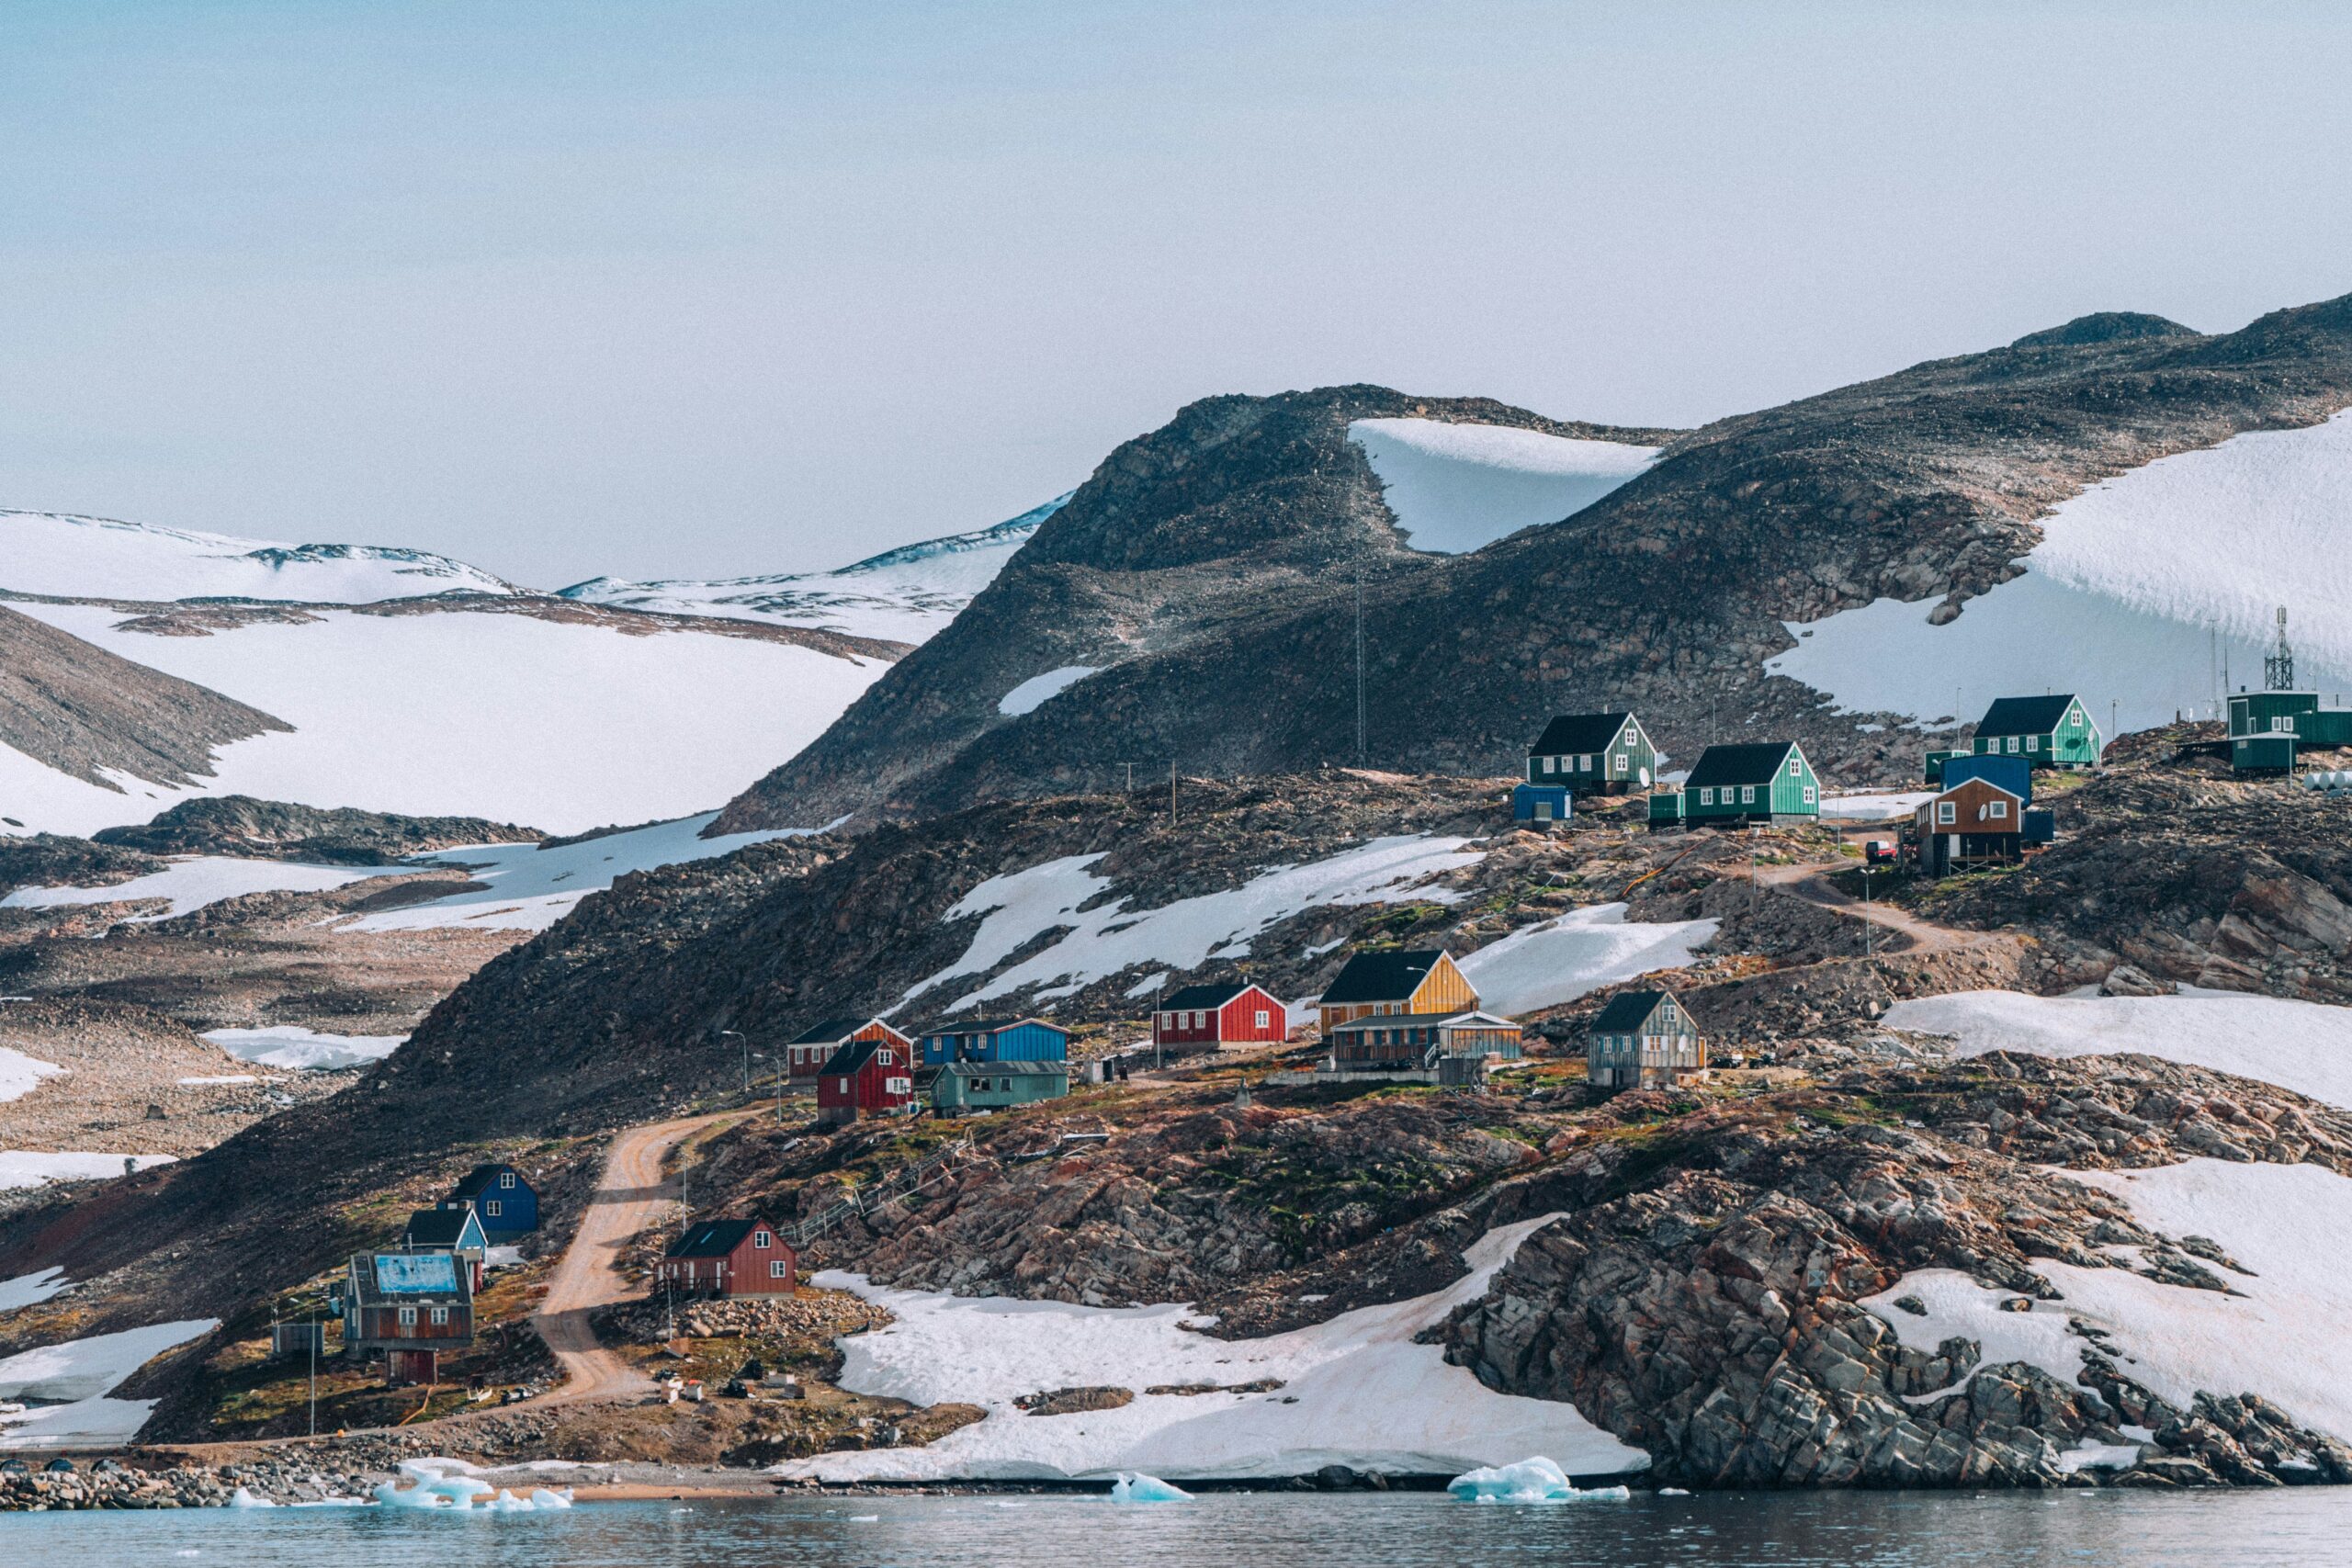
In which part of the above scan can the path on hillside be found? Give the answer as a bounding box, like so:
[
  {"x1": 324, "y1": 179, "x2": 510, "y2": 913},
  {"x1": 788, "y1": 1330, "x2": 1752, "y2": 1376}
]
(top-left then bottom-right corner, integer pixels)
[
  {"x1": 532, "y1": 1110, "x2": 741, "y2": 1406},
  {"x1": 1754, "y1": 860, "x2": 2006, "y2": 957}
]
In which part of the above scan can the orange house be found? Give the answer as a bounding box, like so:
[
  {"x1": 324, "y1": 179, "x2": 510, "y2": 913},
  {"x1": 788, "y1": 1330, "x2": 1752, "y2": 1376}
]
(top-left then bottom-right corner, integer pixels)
[{"x1": 1316, "y1": 949, "x2": 1477, "y2": 1034}]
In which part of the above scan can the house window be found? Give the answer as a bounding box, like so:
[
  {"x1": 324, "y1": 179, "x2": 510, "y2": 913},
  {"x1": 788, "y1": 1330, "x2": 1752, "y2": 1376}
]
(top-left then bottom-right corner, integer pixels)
[
  {"x1": 1803, "y1": 786, "x2": 1817, "y2": 804},
  {"x1": 1788, "y1": 757, "x2": 1801, "y2": 776},
  {"x1": 1740, "y1": 786, "x2": 1756, "y2": 805},
  {"x1": 398, "y1": 1306, "x2": 418, "y2": 1326},
  {"x1": 888, "y1": 1077, "x2": 910, "y2": 1093},
  {"x1": 484, "y1": 1201, "x2": 503, "y2": 1218},
  {"x1": 755, "y1": 1230, "x2": 773, "y2": 1248},
  {"x1": 1255, "y1": 1010, "x2": 1271, "y2": 1027},
  {"x1": 499, "y1": 1172, "x2": 517, "y2": 1189},
  {"x1": 430, "y1": 1306, "x2": 449, "y2": 1325},
  {"x1": 2026, "y1": 735, "x2": 2040, "y2": 751},
  {"x1": 837, "y1": 1077, "x2": 850, "y2": 1092},
  {"x1": 770, "y1": 1260, "x2": 791, "y2": 1279},
  {"x1": 1937, "y1": 802, "x2": 1957, "y2": 825},
  {"x1": 878, "y1": 1049, "x2": 893, "y2": 1065},
  {"x1": 1579, "y1": 754, "x2": 1593, "y2": 772},
  {"x1": 1987, "y1": 800, "x2": 2007, "y2": 818},
  {"x1": 2006, "y1": 737, "x2": 2019, "y2": 753},
  {"x1": 1542, "y1": 755, "x2": 1555, "y2": 773},
  {"x1": 1697, "y1": 787, "x2": 1713, "y2": 805},
  {"x1": 2275, "y1": 717, "x2": 2295, "y2": 733}
]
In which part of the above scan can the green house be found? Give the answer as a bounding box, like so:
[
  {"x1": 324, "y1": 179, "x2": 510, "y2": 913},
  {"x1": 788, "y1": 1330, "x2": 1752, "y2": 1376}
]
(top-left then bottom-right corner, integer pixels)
[
  {"x1": 931, "y1": 1059, "x2": 1069, "y2": 1115},
  {"x1": 2229, "y1": 691, "x2": 2352, "y2": 768},
  {"x1": 1923, "y1": 748, "x2": 1969, "y2": 785},
  {"x1": 1527, "y1": 711, "x2": 1657, "y2": 795},
  {"x1": 1682, "y1": 741, "x2": 1820, "y2": 825},
  {"x1": 1972, "y1": 694, "x2": 2102, "y2": 770}
]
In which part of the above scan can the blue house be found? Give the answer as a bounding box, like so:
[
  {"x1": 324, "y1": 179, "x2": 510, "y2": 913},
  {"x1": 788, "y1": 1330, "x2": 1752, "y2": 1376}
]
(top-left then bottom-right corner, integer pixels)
[
  {"x1": 441, "y1": 1162, "x2": 538, "y2": 1243},
  {"x1": 1510, "y1": 783, "x2": 1572, "y2": 824},
  {"x1": 1938, "y1": 752, "x2": 2032, "y2": 806},
  {"x1": 918, "y1": 1018, "x2": 1070, "y2": 1068}
]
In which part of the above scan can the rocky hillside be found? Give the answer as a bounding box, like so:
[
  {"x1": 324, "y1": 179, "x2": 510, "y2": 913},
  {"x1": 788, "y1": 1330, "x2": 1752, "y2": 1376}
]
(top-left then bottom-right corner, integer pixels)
[
  {"x1": 718, "y1": 295, "x2": 2352, "y2": 832},
  {"x1": 92, "y1": 795, "x2": 542, "y2": 864}
]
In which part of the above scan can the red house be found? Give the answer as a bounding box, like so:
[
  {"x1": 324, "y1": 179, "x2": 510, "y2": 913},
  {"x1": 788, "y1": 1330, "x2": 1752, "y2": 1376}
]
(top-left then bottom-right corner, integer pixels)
[
  {"x1": 786, "y1": 1016, "x2": 914, "y2": 1081},
  {"x1": 816, "y1": 1038, "x2": 915, "y2": 1124},
  {"x1": 1152, "y1": 982, "x2": 1289, "y2": 1051},
  {"x1": 654, "y1": 1217, "x2": 797, "y2": 1298}
]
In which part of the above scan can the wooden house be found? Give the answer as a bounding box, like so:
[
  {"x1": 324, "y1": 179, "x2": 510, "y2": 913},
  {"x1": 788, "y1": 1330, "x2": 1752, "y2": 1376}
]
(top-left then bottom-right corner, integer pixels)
[
  {"x1": 343, "y1": 1251, "x2": 473, "y2": 1386},
  {"x1": 1939, "y1": 752, "x2": 2032, "y2": 806},
  {"x1": 1973, "y1": 694, "x2": 2102, "y2": 769},
  {"x1": 1327, "y1": 1010, "x2": 1522, "y2": 1069},
  {"x1": 1680, "y1": 741, "x2": 1820, "y2": 825},
  {"x1": 654, "y1": 1217, "x2": 797, "y2": 1299},
  {"x1": 2227, "y1": 690, "x2": 2352, "y2": 773},
  {"x1": 917, "y1": 1018, "x2": 1070, "y2": 1068},
  {"x1": 815, "y1": 1038, "x2": 916, "y2": 1123},
  {"x1": 786, "y1": 1017, "x2": 914, "y2": 1081},
  {"x1": 1586, "y1": 990, "x2": 1704, "y2": 1089},
  {"x1": 932, "y1": 1059, "x2": 1069, "y2": 1114},
  {"x1": 1510, "y1": 783, "x2": 1572, "y2": 824},
  {"x1": 1315, "y1": 949, "x2": 1477, "y2": 1033},
  {"x1": 1913, "y1": 776, "x2": 2026, "y2": 875},
  {"x1": 401, "y1": 1204, "x2": 489, "y2": 1292},
  {"x1": 1152, "y1": 982, "x2": 1288, "y2": 1050},
  {"x1": 1527, "y1": 711, "x2": 1656, "y2": 795},
  {"x1": 440, "y1": 1162, "x2": 537, "y2": 1242}
]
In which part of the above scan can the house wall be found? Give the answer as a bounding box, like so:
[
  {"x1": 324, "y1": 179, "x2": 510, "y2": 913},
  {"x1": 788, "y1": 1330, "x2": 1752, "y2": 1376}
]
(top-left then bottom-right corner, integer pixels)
[
  {"x1": 1408, "y1": 956, "x2": 1477, "y2": 1016},
  {"x1": 460, "y1": 1169, "x2": 537, "y2": 1237},
  {"x1": 1526, "y1": 718, "x2": 1656, "y2": 794}
]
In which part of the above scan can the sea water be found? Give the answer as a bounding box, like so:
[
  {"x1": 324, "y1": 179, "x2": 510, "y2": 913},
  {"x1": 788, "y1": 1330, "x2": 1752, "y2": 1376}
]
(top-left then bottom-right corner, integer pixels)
[{"x1": 8, "y1": 1487, "x2": 2352, "y2": 1567}]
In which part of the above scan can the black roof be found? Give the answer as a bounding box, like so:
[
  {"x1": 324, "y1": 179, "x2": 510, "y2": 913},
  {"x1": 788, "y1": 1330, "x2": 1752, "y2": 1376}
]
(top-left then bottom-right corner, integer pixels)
[
  {"x1": 819, "y1": 1039, "x2": 891, "y2": 1076},
  {"x1": 1160, "y1": 981, "x2": 1259, "y2": 1010},
  {"x1": 448, "y1": 1162, "x2": 530, "y2": 1200},
  {"x1": 1685, "y1": 742, "x2": 1800, "y2": 788},
  {"x1": 790, "y1": 1016, "x2": 875, "y2": 1046},
  {"x1": 939, "y1": 1059, "x2": 1069, "y2": 1078},
  {"x1": 404, "y1": 1208, "x2": 481, "y2": 1247},
  {"x1": 664, "y1": 1218, "x2": 772, "y2": 1259},
  {"x1": 1319, "y1": 949, "x2": 1451, "y2": 1005},
  {"x1": 1589, "y1": 990, "x2": 1683, "y2": 1032},
  {"x1": 1976, "y1": 694, "x2": 2079, "y2": 738},
  {"x1": 1530, "y1": 712, "x2": 1634, "y2": 755},
  {"x1": 918, "y1": 1018, "x2": 1028, "y2": 1038}
]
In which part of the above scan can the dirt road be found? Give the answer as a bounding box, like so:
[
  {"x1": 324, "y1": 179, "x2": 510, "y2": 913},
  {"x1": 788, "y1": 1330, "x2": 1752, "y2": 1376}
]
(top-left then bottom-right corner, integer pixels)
[
  {"x1": 532, "y1": 1110, "x2": 739, "y2": 1406},
  {"x1": 1755, "y1": 860, "x2": 2010, "y2": 957}
]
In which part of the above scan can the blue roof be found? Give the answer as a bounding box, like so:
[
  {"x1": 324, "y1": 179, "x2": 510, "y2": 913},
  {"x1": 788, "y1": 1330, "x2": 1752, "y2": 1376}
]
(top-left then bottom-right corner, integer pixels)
[{"x1": 372, "y1": 1253, "x2": 459, "y2": 1294}]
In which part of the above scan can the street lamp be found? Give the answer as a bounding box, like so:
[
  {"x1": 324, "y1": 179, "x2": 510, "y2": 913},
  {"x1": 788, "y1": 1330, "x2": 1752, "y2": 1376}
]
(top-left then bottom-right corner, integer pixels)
[{"x1": 719, "y1": 1030, "x2": 747, "y2": 1096}]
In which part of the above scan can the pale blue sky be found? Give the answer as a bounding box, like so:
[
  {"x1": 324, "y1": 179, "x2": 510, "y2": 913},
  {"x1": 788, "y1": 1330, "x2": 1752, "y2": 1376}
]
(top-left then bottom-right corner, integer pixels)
[{"x1": 5, "y1": 2, "x2": 2349, "y2": 585}]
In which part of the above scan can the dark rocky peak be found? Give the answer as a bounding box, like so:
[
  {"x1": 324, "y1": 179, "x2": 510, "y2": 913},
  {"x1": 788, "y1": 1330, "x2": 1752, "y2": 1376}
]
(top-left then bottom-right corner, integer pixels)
[
  {"x1": 2179, "y1": 288, "x2": 2352, "y2": 365},
  {"x1": 94, "y1": 795, "x2": 544, "y2": 865},
  {"x1": 2009, "y1": 311, "x2": 2199, "y2": 350}
]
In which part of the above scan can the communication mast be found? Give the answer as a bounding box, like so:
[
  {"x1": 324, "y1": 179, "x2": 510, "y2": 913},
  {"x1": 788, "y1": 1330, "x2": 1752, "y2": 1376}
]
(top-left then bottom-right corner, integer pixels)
[{"x1": 2266, "y1": 605, "x2": 2296, "y2": 692}]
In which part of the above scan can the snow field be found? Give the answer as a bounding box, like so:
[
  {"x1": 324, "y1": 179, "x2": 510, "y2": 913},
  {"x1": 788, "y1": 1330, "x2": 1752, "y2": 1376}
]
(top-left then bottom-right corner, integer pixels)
[
  {"x1": 0, "y1": 511, "x2": 516, "y2": 603},
  {"x1": 201, "y1": 1027, "x2": 407, "y2": 1071},
  {"x1": 997, "y1": 665, "x2": 1100, "y2": 716},
  {"x1": 1881, "y1": 988, "x2": 2352, "y2": 1113},
  {"x1": 1453, "y1": 903, "x2": 1718, "y2": 1016},
  {"x1": 902, "y1": 836, "x2": 1487, "y2": 1013},
  {"x1": 0, "y1": 1152, "x2": 175, "y2": 1190},
  {"x1": 0, "y1": 1049, "x2": 66, "y2": 1104},
  {"x1": 0, "y1": 855, "x2": 400, "y2": 921},
  {"x1": 1819, "y1": 791, "x2": 1935, "y2": 821},
  {"x1": 775, "y1": 1215, "x2": 1646, "y2": 1483},
  {"x1": 1767, "y1": 410, "x2": 2352, "y2": 734},
  {"x1": 0, "y1": 1269, "x2": 69, "y2": 1312},
  {"x1": 0, "y1": 1315, "x2": 218, "y2": 1450},
  {"x1": 1349, "y1": 421, "x2": 1658, "y2": 555}
]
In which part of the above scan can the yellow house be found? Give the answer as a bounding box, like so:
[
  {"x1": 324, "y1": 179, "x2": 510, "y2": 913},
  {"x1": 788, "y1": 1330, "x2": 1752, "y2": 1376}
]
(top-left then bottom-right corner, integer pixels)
[{"x1": 1316, "y1": 949, "x2": 1477, "y2": 1034}]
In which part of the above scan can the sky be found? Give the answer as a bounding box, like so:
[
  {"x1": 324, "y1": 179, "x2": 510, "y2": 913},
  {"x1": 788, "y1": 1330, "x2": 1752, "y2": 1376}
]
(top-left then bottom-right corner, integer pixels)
[{"x1": 4, "y1": 1, "x2": 2351, "y2": 588}]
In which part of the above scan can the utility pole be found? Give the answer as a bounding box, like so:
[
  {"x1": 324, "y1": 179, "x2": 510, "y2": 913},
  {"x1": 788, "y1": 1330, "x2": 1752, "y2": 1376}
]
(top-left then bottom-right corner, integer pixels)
[
  {"x1": 1354, "y1": 563, "x2": 1367, "y2": 763},
  {"x1": 309, "y1": 1309, "x2": 318, "y2": 1438},
  {"x1": 720, "y1": 1029, "x2": 746, "y2": 1096},
  {"x1": 1125, "y1": 761, "x2": 1133, "y2": 795},
  {"x1": 1170, "y1": 762, "x2": 1178, "y2": 822}
]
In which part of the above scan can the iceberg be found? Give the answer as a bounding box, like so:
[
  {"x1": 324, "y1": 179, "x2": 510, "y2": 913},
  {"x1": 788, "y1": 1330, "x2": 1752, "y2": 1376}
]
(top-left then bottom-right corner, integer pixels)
[
  {"x1": 1448, "y1": 1457, "x2": 1632, "y2": 1505},
  {"x1": 1109, "y1": 1472, "x2": 1192, "y2": 1503}
]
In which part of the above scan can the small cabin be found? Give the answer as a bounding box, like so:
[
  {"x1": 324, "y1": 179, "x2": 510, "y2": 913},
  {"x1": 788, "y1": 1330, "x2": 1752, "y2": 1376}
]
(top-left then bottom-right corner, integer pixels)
[
  {"x1": 1913, "y1": 777, "x2": 2027, "y2": 876},
  {"x1": 441, "y1": 1162, "x2": 537, "y2": 1242},
  {"x1": 1152, "y1": 982, "x2": 1288, "y2": 1051},
  {"x1": 932, "y1": 1059, "x2": 1069, "y2": 1115},
  {"x1": 2227, "y1": 690, "x2": 2352, "y2": 773},
  {"x1": 1586, "y1": 990, "x2": 1704, "y2": 1090},
  {"x1": 1510, "y1": 783, "x2": 1573, "y2": 825},
  {"x1": 1973, "y1": 694, "x2": 2102, "y2": 770},
  {"x1": 1682, "y1": 742, "x2": 1820, "y2": 825},
  {"x1": 1327, "y1": 1010, "x2": 1521, "y2": 1070},
  {"x1": 1937, "y1": 752, "x2": 2032, "y2": 806},
  {"x1": 655, "y1": 1217, "x2": 797, "y2": 1299},
  {"x1": 1527, "y1": 711, "x2": 1657, "y2": 795},
  {"x1": 786, "y1": 1017, "x2": 914, "y2": 1081},
  {"x1": 918, "y1": 1018, "x2": 1071, "y2": 1068},
  {"x1": 815, "y1": 1038, "x2": 916, "y2": 1124},
  {"x1": 1646, "y1": 790, "x2": 1686, "y2": 829},
  {"x1": 401, "y1": 1204, "x2": 489, "y2": 1292},
  {"x1": 1315, "y1": 949, "x2": 1478, "y2": 1034},
  {"x1": 344, "y1": 1251, "x2": 474, "y2": 1385}
]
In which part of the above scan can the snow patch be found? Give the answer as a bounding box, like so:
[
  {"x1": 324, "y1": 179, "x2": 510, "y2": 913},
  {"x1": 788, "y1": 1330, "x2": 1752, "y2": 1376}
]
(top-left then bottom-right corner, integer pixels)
[
  {"x1": 1454, "y1": 903, "x2": 1717, "y2": 1016},
  {"x1": 0, "y1": 1152, "x2": 175, "y2": 1190},
  {"x1": 175, "y1": 1075, "x2": 258, "y2": 1086},
  {"x1": 0, "y1": 1049, "x2": 65, "y2": 1104},
  {"x1": 1819, "y1": 791, "x2": 1936, "y2": 822},
  {"x1": 773, "y1": 1214, "x2": 1645, "y2": 1482},
  {"x1": 1859, "y1": 1269, "x2": 2086, "y2": 1398},
  {"x1": 0, "y1": 511, "x2": 517, "y2": 603},
  {"x1": 0, "y1": 1315, "x2": 217, "y2": 1450},
  {"x1": 905, "y1": 836, "x2": 1485, "y2": 1013},
  {"x1": 1349, "y1": 421, "x2": 1657, "y2": 555},
  {"x1": 0, "y1": 856, "x2": 400, "y2": 922},
  {"x1": 0, "y1": 1269, "x2": 69, "y2": 1312},
  {"x1": 203, "y1": 1026, "x2": 406, "y2": 1071},
  {"x1": 998, "y1": 665, "x2": 1100, "y2": 716}
]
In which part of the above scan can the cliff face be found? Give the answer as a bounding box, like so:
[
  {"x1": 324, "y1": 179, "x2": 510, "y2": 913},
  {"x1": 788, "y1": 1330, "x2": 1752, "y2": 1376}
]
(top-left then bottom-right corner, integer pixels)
[{"x1": 717, "y1": 296, "x2": 2352, "y2": 832}]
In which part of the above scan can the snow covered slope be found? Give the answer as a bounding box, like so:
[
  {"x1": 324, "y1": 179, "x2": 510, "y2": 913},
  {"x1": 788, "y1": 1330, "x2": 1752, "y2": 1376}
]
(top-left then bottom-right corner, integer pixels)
[
  {"x1": 1768, "y1": 411, "x2": 2352, "y2": 734},
  {"x1": 557, "y1": 496, "x2": 1068, "y2": 644},
  {"x1": 0, "y1": 512, "x2": 518, "y2": 603},
  {"x1": 1454, "y1": 903, "x2": 1718, "y2": 1016},
  {"x1": 1348, "y1": 420, "x2": 1658, "y2": 555},
  {"x1": 4, "y1": 602, "x2": 888, "y2": 837}
]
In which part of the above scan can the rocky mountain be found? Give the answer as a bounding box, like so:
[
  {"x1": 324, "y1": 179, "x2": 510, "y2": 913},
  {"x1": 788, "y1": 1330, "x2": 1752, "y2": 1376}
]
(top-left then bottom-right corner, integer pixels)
[
  {"x1": 717, "y1": 293, "x2": 2352, "y2": 833},
  {"x1": 92, "y1": 795, "x2": 541, "y2": 865}
]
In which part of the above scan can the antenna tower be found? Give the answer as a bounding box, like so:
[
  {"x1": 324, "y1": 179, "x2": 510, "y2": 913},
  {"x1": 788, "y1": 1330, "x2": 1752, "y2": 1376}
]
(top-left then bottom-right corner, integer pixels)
[{"x1": 2267, "y1": 605, "x2": 2295, "y2": 691}]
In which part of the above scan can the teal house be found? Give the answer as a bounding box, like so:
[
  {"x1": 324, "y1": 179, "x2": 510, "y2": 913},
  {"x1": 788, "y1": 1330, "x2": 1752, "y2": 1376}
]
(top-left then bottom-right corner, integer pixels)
[
  {"x1": 2229, "y1": 689, "x2": 2352, "y2": 773},
  {"x1": 931, "y1": 1059, "x2": 1069, "y2": 1115},
  {"x1": 1971, "y1": 695, "x2": 2102, "y2": 770},
  {"x1": 1527, "y1": 711, "x2": 1657, "y2": 795},
  {"x1": 1675, "y1": 741, "x2": 1821, "y2": 826}
]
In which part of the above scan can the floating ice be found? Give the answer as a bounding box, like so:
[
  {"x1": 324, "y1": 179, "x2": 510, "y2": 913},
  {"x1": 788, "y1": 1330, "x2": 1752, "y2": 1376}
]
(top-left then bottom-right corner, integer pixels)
[
  {"x1": 1448, "y1": 1456, "x2": 1632, "y2": 1504},
  {"x1": 227, "y1": 1487, "x2": 277, "y2": 1507},
  {"x1": 1109, "y1": 1472, "x2": 1192, "y2": 1503},
  {"x1": 374, "y1": 1470, "x2": 494, "y2": 1509}
]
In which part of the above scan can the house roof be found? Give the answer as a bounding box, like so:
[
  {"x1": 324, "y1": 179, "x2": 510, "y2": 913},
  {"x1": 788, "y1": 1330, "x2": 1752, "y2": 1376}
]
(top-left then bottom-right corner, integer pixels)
[
  {"x1": 1530, "y1": 712, "x2": 1634, "y2": 755},
  {"x1": 939, "y1": 1059, "x2": 1069, "y2": 1078},
  {"x1": 447, "y1": 1162, "x2": 528, "y2": 1201},
  {"x1": 1319, "y1": 949, "x2": 1453, "y2": 1005},
  {"x1": 1160, "y1": 982, "x2": 1257, "y2": 1010},
  {"x1": 664, "y1": 1218, "x2": 774, "y2": 1260},
  {"x1": 403, "y1": 1208, "x2": 481, "y2": 1248},
  {"x1": 1329, "y1": 1010, "x2": 1519, "y2": 1033},
  {"x1": 1685, "y1": 742, "x2": 1800, "y2": 788},
  {"x1": 349, "y1": 1251, "x2": 470, "y2": 1307},
  {"x1": 1589, "y1": 990, "x2": 1682, "y2": 1032},
  {"x1": 918, "y1": 1017, "x2": 1059, "y2": 1038},
  {"x1": 1929, "y1": 776, "x2": 2024, "y2": 805},
  {"x1": 1976, "y1": 694, "x2": 2079, "y2": 738},
  {"x1": 790, "y1": 1016, "x2": 876, "y2": 1046},
  {"x1": 819, "y1": 1039, "x2": 894, "y2": 1077}
]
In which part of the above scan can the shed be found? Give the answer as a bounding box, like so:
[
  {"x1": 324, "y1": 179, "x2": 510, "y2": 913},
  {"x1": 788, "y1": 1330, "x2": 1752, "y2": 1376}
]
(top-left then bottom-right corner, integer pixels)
[
  {"x1": 654, "y1": 1217, "x2": 797, "y2": 1299},
  {"x1": 1646, "y1": 790, "x2": 1686, "y2": 829},
  {"x1": 1315, "y1": 949, "x2": 1477, "y2": 1033},
  {"x1": 932, "y1": 1059, "x2": 1070, "y2": 1114},
  {"x1": 1586, "y1": 990, "x2": 1704, "y2": 1090},
  {"x1": 2233, "y1": 733, "x2": 2298, "y2": 774},
  {"x1": 815, "y1": 1038, "x2": 916, "y2": 1123},
  {"x1": 786, "y1": 1017, "x2": 913, "y2": 1081},
  {"x1": 441, "y1": 1162, "x2": 537, "y2": 1241},
  {"x1": 1973, "y1": 694, "x2": 2102, "y2": 769},
  {"x1": 1683, "y1": 742, "x2": 1820, "y2": 824},
  {"x1": 1152, "y1": 982, "x2": 1288, "y2": 1051},
  {"x1": 402, "y1": 1204, "x2": 489, "y2": 1291},
  {"x1": 1526, "y1": 711, "x2": 1657, "y2": 795},
  {"x1": 918, "y1": 1018, "x2": 1071, "y2": 1068},
  {"x1": 1510, "y1": 783, "x2": 1573, "y2": 824}
]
